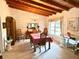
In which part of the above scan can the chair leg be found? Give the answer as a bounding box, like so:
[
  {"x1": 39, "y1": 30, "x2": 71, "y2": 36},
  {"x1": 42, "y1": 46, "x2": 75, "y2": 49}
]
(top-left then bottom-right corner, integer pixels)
[
  {"x1": 30, "y1": 39, "x2": 33, "y2": 47},
  {"x1": 44, "y1": 45, "x2": 46, "y2": 51},
  {"x1": 34, "y1": 45, "x2": 36, "y2": 52},
  {"x1": 39, "y1": 46, "x2": 41, "y2": 52}
]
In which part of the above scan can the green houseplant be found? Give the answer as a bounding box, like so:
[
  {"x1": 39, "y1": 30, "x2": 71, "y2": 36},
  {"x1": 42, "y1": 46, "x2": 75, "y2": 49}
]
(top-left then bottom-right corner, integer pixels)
[
  {"x1": 6, "y1": 36, "x2": 12, "y2": 44},
  {"x1": 6, "y1": 36, "x2": 12, "y2": 51}
]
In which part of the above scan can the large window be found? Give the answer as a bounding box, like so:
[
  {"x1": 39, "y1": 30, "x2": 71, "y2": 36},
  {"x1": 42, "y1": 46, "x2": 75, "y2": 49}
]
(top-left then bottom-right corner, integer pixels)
[{"x1": 49, "y1": 20, "x2": 61, "y2": 36}]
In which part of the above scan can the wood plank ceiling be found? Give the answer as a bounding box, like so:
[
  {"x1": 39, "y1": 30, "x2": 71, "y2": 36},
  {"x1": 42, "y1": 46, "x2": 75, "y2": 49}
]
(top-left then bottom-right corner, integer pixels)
[{"x1": 6, "y1": 0, "x2": 79, "y2": 16}]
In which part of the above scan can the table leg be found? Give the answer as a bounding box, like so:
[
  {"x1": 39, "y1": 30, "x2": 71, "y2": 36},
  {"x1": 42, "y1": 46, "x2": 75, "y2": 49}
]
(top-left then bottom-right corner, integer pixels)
[
  {"x1": 34, "y1": 45, "x2": 36, "y2": 52},
  {"x1": 48, "y1": 41, "x2": 50, "y2": 49}
]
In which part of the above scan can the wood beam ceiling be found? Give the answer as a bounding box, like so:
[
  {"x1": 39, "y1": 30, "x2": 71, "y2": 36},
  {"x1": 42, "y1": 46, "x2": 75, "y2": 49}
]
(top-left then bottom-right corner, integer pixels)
[
  {"x1": 17, "y1": 0, "x2": 57, "y2": 13},
  {"x1": 40, "y1": 0, "x2": 72, "y2": 10},
  {"x1": 51, "y1": 0, "x2": 74, "y2": 8},
  {"x1": 22, "y1": 0, "x2": 63, "y2": 12},
  {"x1": 6, "y1": 0, "x2": 53, "y2": 16},
  {"x1": 63, "y1": 0, "x2": 79, "y2": 7},
  {"x1": 6, "y1": 0, "x2": 76, "y2": 16}
]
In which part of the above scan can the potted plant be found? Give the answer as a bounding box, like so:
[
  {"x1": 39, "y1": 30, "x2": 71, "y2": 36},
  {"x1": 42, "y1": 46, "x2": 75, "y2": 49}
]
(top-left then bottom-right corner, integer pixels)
[
  {"x1": 6, "y1": 36, "x2": 12, "y2": 51},
  {"x1": 7, "y1": 36, "x2": 12, "y2": 43}
]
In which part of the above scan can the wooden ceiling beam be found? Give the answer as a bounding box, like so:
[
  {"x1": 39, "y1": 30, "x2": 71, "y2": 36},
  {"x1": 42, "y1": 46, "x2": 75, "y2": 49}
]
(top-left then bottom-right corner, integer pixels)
[
  {"x1": 63, "y1": 0, "x2": 79, "y2": 7},
  {"x1": 6, "y1": 0, "x2": 53, "y2": 16},
  {"x1": 6, "y1": 0, "x2": 56, "y2": 14},
  {"x1": 41, "y1": 0, "x2": 70, "y2": 10},
  {"x1": 22, "y1": 0, "x2": 63, "y2": 12},
  {"x1": 17, "y1": 0, "x2": 57, "y2": 13}
]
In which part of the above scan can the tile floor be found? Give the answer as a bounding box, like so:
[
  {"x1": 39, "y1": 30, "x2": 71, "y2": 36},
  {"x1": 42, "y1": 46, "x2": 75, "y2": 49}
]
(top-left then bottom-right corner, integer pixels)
[{"x1": 3, "y1": 39, "x2": 79, "y2": 59}]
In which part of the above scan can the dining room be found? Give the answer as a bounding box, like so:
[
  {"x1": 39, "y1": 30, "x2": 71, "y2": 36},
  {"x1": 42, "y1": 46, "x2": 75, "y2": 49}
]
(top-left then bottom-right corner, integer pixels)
[{"x1": 0, "y1": 0, "x2": 79, "y2": 59}]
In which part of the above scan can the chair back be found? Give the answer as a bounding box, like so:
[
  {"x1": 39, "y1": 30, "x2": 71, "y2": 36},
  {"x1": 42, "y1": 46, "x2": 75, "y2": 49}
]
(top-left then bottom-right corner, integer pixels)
[
  {"x1": 38, "y1": 33, "x2": 46, "y2": 45},
  {"x1": 40, "y1": 33, "x2": 46, "y2": 38}
]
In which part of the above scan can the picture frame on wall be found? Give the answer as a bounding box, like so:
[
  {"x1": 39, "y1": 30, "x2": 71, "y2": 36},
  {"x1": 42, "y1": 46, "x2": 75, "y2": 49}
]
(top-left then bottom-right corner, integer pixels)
[
  {"x1": 27, "y1": 23, "x2": 38, "y2": 29},
  {"x1": 67, "y1": 17, "x2": 79, "y2": 32}
]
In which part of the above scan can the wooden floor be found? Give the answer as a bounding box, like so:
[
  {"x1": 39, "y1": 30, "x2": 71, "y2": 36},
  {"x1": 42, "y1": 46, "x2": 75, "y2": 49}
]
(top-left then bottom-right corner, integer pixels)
[{"x1": 3, "y1": 39, "x2": 79, "y2": 59}]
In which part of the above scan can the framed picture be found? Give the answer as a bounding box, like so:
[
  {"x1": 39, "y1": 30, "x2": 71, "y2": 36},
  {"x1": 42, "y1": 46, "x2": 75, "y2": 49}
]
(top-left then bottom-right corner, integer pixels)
[
  {"x1": 67, "y1": 17, "x2": 79, "y2": 32},
  {"x1": 27, "y1": 23, "x2": 38, "y2": 29}
]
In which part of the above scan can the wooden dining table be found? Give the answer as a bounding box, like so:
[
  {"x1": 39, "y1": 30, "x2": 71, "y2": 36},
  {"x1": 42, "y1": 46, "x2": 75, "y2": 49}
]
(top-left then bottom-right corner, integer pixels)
[{"x1": 30, "y1": 33, "x2": 53, "y2": 52}]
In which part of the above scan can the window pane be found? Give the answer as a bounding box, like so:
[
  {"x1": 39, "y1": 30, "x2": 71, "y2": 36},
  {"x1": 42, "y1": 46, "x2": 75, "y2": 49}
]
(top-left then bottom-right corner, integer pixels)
[
  {"x1": 56, "y1": 28, "x2": 60, "y2": 31},
  {"x1": 50, "y1": 28, "x2": 54, "y2": 30},
  {"x1": 50, "y1": 22, "x2": 55, "y2": 27},
  {"x1": 48, "y1": 20, "x2": 61, "y2": 36},
  {"x1": 50, "y1": 31, "x2": 54, "y2": 34},
  {"x1": 55, "y1": 31, "x2": 61, "y2": 35}
]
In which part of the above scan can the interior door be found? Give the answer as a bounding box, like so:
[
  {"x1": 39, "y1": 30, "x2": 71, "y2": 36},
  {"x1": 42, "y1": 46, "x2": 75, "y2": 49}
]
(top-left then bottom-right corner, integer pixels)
[{"x1": 6, "y1": 16, "x2": 16, "y2": 45}]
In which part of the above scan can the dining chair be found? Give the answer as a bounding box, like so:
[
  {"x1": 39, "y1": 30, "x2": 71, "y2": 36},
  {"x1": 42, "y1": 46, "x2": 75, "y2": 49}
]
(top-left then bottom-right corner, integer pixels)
[
  {"x1": 74, "y1": 43, "x2": 79, "y2": 54},
  {"x1": 37, "y1": 33, "x2": 46, "y2": 52}
]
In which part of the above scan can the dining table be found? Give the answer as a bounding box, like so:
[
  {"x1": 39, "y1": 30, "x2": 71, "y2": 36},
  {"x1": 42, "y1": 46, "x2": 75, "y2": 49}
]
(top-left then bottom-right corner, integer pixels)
[{"x1": 30, "y1": 33, "x2": 53, "y2": 52}]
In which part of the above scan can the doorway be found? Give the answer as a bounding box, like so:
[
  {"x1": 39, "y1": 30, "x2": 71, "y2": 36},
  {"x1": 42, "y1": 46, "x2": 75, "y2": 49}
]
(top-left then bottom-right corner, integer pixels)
[{"x1": 6, "y1": 16, "x2": 16, "y2": 45}]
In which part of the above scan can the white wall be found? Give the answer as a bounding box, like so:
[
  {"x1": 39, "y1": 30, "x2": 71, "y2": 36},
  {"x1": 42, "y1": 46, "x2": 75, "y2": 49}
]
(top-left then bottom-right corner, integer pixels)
[
  {"x1": 9, "y1": 8, "x2": 47, "y2": 33},
  {"x1": 0, "y1": 0, "x2": 10, "y2": 53}
]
